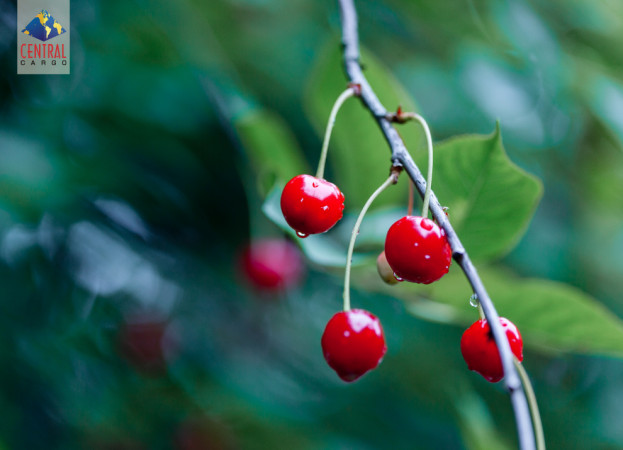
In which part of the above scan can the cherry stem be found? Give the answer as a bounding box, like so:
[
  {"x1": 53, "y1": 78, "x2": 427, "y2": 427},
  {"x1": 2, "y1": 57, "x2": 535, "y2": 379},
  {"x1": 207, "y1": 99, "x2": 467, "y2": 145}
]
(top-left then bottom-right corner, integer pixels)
[
  {"x1": 402, "y1": 113, "x2": 434, "y2": 218},
  {"x1": 514, "y1": 358, "x2": 546, "y2": 450},
  {"x1": 343, "y1": 173, "x2": 398, "y2": 312},
  {"x1": 477, "y1": 301, "x2": 485, "y2": 321},
  {"x1": 407, "y1": 180, "x2": 414, "y2": 216},
  {"x1": 316, "y1": 87, "x2": 357, "y2": 180}
]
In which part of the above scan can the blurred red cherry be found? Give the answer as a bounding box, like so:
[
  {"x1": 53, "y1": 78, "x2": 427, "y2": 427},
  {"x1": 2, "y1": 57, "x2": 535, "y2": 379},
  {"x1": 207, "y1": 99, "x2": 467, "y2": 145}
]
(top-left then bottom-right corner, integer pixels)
[
  {"x1": 174, "y1": 417, "x2": 235, "y2": 450},
  {"x1": 119, "y1": 318, "x2": 176, "y2": 375},
  {"x1": 240, "y1": 238, "x2": 304, "y2": 291}
]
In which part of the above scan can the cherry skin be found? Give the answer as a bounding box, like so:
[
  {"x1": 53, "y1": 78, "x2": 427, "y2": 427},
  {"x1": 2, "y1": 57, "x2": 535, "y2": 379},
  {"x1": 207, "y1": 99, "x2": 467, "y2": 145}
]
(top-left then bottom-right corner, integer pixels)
[
  {"x1": 240, "y1": 238, "x2": 304, "y2": 291},
  {"x1": 321, "y1": 309, "x2": 387, "y2": 382},
  {"x1": 384, "y1": 215, "x2": 452, "y2": 284},
  {"x1": 280, "y1": 174, "x2": 345, "y2": 236},
  {"x1": 460, "y1": 317, "x2": 524, "y2": 383},
  {"x1": 376, "y1": 250, "x2": 399, "y2": 285}
]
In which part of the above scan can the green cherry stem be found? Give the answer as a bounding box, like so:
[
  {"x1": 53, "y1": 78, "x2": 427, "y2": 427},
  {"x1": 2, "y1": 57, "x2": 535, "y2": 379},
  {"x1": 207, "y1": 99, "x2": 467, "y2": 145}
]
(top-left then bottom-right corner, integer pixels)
[
  {"x1": 316, "y1": 86, "x2": 357, "y2": 180},
  {"x1": 514, "y1": 358, "x2": 546, "y2": 450},
  {"x1": 477, "y1": 299, "x2": 486, "y2": 320},
  {"x1": 402, "y1": 113, "x2": 434, "y2": 218},
  {"x1": 343, "y1": 172, "x2": 398, "y2": 311}
]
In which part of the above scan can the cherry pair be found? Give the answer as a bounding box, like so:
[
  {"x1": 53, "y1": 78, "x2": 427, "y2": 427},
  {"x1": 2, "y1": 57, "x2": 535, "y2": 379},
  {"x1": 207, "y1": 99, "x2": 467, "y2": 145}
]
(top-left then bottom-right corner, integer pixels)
[
  {"x1": 321, "y1": 311, "x2": 524, "y2": 383},
  {"x1": 281, "y1": 173, "x2": 386, "y2": 383},
  {"x1": 282, "y1": 176, "x2": 453, "y2": 284}
]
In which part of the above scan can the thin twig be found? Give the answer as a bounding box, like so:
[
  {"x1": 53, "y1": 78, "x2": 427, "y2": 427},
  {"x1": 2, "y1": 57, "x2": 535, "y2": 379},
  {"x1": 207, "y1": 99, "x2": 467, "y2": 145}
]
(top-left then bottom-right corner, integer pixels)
[{"x1": 337, "y1": 1, "x2": 536, "y2": 449}]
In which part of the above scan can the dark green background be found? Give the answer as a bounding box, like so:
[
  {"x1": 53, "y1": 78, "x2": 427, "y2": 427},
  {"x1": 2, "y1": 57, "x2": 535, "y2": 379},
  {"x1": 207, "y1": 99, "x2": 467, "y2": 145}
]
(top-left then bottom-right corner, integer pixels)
[{"x1": 1, "y1": 0, "x2": 623, "y2": 448}]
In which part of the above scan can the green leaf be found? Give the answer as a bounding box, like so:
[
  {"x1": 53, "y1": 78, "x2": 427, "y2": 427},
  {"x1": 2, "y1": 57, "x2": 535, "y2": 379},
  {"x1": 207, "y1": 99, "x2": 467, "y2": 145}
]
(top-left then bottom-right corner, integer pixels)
[
  {"x1": 359, "y1": 264, "x2": 623, "y2": 357},
  {"x1": 461, "y1": 267, "x2": 623, "y2": 357},
  {"x1": 433, "y1": 126, "x2": 543, "y2": 262},
  {"x1": 235, "y1": 109, "x2": 308, "y2": 196},
  {"x1": 304, "y1": 39, "x2": 421, "y2": 209}
]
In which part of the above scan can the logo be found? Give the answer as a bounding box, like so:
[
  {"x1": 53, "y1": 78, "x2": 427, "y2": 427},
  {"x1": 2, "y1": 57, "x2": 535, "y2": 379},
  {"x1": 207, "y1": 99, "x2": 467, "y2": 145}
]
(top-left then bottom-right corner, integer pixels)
[
  {"x1": 22, "y1": 10, "x2": 67, "y2": 41},
  {"x1": 17, "y1": 1, "x2": 70, "y2": 75}
]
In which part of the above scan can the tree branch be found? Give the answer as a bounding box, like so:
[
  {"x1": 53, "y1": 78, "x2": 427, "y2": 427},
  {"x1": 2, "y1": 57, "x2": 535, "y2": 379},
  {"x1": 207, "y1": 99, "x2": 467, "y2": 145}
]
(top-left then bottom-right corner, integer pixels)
[{"x1": 337, "y1": 1, "x2": 536, "y2": 448}]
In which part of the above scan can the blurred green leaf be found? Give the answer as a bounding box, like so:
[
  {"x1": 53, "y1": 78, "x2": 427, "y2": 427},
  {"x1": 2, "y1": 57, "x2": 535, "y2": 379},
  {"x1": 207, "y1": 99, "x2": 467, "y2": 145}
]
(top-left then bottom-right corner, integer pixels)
[
  {"x1": 304, "y1": 39, "x2": 420, "y2": 209},
  {"x1": 433, "y1": 126, "x2": 543, "y2": 262},
  {"x1": 361, "y1": 264, "x2": 623, "y2": 357},
  {"x1": 455, "y1": 390, "x2": 513, "y2": 450},
  {"x1": 235, "y1": 110, "x2": 308, "y2": 196},
  {"x1": 587, "y1": 74, "x2": 623, "y2": 149},
  {"x1": 441, "y1": 267, "x2": 623, "y2": 357},
  {"x1": 0, "y1": 130, "x2": 67, "y2": 217}
]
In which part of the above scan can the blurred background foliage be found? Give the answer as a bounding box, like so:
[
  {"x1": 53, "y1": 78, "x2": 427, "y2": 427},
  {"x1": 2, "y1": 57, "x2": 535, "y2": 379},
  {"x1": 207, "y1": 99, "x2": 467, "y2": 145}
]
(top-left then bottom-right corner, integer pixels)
[{"x1": 2, "y1": 0, "x2": 623, "y2": 448}]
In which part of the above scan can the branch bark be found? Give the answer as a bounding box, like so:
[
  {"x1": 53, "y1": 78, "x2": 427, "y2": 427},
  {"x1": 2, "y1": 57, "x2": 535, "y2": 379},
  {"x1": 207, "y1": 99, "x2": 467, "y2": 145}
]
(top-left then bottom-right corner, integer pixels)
[{"x1": 337, "y1": 1, "x2": 536, "y2": 448}]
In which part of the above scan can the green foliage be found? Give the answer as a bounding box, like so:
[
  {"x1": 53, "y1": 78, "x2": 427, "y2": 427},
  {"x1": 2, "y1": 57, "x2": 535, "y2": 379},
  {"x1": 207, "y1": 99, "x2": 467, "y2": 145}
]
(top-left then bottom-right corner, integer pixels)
[
  {"x1": 0, "y1": 130, "x2": 67, "y2": 216},
  {"x1": 432, "y1": 126, "x2": 543, "y2": 262},
  {"x1": 455, "y1": 390, "x2": 514, "y2": 450}
]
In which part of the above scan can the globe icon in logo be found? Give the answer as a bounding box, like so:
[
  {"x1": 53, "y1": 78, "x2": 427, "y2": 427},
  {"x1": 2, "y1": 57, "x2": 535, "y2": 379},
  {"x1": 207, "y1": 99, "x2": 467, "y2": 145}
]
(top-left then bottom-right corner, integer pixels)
[{"x1": 22, "y1": 10, "x2": 66, "y2": 42}]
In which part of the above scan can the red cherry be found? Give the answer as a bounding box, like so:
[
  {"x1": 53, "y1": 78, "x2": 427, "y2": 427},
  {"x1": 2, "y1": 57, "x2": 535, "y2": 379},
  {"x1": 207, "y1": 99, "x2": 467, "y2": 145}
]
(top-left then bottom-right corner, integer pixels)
[
  {"x1": 119, "y1": 320, "x2": 167, "y2": 373},
  {"x1": 321, "y1": 309, "x2": 387, "y2": 382},
  {"x1": 460, "y1": 317, "x2": 524, "y2": 383},
  {"x1": 280, "y1": 174, "x2": 345, "y2": 236},
  {"x1": 240, "y1": 238, "x2": 304, "y2": 291},
  {"x1": 119, "y1": 318, "x2": 177, "y2": 375},
  {"x1": 384, "y1": 215, "x2": 452, "y2": 284}
]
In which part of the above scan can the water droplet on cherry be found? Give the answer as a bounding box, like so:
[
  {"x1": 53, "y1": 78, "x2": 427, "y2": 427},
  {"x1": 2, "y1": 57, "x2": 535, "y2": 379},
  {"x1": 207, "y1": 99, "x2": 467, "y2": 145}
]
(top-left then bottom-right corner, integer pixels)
[
  {"x1": 393, "y1": 273, "x2": 404, "y2": 282},
  {"x1": 296, "y1": 231, "x2": 309, "y2": 238}
]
